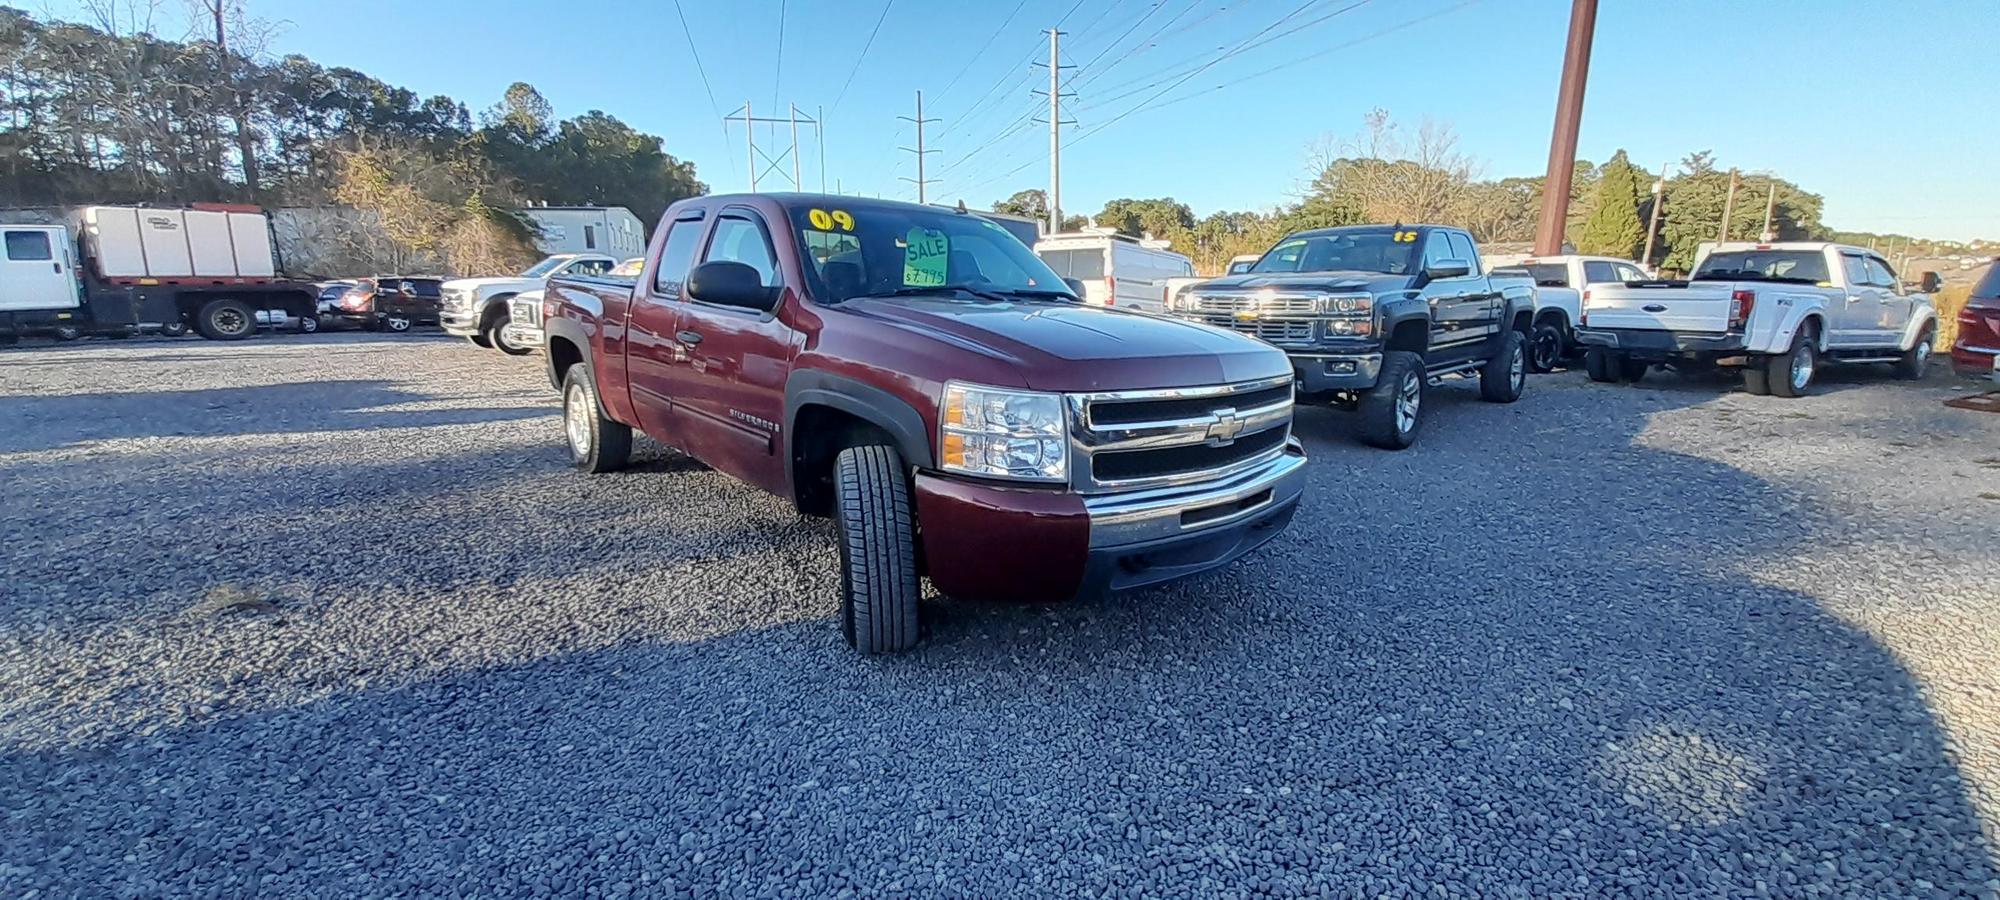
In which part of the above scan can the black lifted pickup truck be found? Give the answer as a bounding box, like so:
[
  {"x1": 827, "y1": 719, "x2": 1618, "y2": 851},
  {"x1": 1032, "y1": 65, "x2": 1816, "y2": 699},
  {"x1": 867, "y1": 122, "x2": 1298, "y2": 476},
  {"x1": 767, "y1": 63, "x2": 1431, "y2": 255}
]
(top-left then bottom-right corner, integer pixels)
[{"x1": 1169, "y1": 224, "x2": 1536, "y2": 449}]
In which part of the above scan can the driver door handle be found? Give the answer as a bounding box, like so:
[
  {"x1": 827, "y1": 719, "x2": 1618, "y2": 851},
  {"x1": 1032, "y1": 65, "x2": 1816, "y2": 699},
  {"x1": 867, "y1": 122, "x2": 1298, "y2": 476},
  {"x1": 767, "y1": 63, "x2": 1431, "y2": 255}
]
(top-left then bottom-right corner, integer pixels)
[{"x1": 675, "y1": 330, "x2": 703, "y2": 346}]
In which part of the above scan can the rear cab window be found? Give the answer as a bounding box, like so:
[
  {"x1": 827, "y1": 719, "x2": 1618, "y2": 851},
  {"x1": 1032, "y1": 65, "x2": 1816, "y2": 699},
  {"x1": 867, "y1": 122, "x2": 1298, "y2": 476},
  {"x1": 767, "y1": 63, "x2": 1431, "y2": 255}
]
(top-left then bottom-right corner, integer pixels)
[
  {"x1": 5, "y1": 230, "x2": 53, "y2": 261},
  {"x1": 1582, "y1": 261, "x2": 1619, "y2": 285},
  {"x1": 1693, "y1": 250, "x2": 1829, "y2": 284},
  {"x1": 1523, "y1": 264, "x2": 1569, "y2": 287}
]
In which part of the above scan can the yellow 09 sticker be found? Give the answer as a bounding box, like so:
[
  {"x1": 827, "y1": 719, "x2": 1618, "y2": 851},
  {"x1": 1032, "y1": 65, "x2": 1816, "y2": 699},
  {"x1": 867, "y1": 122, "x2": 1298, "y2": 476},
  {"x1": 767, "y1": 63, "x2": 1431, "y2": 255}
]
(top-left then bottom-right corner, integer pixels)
[
  {"x1": 808, "y1": 208, "x2": 855, "y2": 232},
  {"x1": 1393, "y1": 230, "x2": 1419, "y2": 243}
]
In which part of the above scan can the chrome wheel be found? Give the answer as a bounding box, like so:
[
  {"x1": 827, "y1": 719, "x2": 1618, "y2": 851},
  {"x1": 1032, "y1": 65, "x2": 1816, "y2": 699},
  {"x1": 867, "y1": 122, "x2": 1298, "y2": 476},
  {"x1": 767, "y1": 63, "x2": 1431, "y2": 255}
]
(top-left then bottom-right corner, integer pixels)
[
  {"x1": 1510, "y1": 343, "x2": 1527, "y2": 392},
  {"x1": 1790, "y1": 342, "x2": 1814, "y2": 390},
  {"x1": 1914, "y1": 341, "x2": 1931, "y2": 367},
  {"x1": 563, "y1": 382, "x2": 591, "y2": 461},
  {"x1": 1395, "y1": 370, "x2": 1421, "y2": 435},
  {"x1": 385, "y1": 316, "x2": 411, "y2": 333}
]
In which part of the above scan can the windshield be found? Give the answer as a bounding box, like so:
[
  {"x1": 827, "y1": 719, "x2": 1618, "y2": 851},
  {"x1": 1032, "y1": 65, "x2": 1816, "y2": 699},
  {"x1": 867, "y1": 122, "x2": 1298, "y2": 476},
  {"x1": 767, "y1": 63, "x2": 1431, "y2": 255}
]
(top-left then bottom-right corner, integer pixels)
[
  {"x1": 519, "y1": 257, "x2": 570, "y2": 278},
  {"x1": 789, "y1": 203, "x2": 1074, "y2": 303},
  {"x1": 1693, "y1": 250, "x2": 1829, "y2": 284},
  {"x1": 1250, "y1": 227, "x2": 1416, "y2": 276}
]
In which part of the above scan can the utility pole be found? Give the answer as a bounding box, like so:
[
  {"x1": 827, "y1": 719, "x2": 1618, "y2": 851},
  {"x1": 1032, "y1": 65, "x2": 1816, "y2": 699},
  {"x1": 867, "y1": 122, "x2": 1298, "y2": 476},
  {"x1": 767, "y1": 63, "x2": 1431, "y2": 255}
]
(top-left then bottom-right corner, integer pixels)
[
  {"x1": 1532, "y1": 0, "x2": 1598, "y2": 256},
  {"x1": 1640, "y1": 162, "x2": 1667, "y2": 269},
  {"x1": 898, "y1": 91, "x2": 940, "y2": 203},
  {"x1": 725, "y1": 102, "x2": 821, "y2": 191},
  {"x1": 1759, "y1": 183, "x2": 1776, "y2": 241},
  {"x1": 818, "y1": 104, "x2": 827, "y2": 193},
  {"x1": 1717, "y1": 168, "x2": 1740, "y2": 242},
  {"x1": 1032, "y1": 28, "x2": 1077, "y2": 234}
]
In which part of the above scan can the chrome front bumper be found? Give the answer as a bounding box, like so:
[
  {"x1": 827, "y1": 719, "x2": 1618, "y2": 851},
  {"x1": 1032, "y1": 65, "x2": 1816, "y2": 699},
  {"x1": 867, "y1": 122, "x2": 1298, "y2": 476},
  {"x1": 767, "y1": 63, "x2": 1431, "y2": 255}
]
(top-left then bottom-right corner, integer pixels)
[
  {"x1": 1084, "y1": 436, "x2": 1307, "y2": 548},
  {"x1": 440, "y1": 308, "x2": 480, "y2": 336},
  {"x1": 500, "y1": 322, "x2": 545, "y2": 349}
]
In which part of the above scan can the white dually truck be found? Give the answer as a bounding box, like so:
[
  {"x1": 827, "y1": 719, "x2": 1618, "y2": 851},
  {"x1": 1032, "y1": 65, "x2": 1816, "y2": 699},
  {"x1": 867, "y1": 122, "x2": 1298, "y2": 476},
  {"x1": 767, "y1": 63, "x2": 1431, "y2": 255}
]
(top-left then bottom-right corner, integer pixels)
[{"x1": 1, "y1": 205, "x2": 318, "y2": 344}]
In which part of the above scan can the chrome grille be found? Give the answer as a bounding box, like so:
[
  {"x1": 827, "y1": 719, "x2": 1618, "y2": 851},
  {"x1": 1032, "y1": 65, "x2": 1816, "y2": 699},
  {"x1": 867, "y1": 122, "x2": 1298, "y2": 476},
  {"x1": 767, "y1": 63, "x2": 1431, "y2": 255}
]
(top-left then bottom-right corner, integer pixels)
[
  {"x1": 1065, "y1": 376, "x2": 1294, "y2": 493},
  {"x1": 1185, "y1": 294, "x2": 1318, "y2": 316},
  {"x1": 1192, "y1": 315, "x2": 1315, "y2": 345}
]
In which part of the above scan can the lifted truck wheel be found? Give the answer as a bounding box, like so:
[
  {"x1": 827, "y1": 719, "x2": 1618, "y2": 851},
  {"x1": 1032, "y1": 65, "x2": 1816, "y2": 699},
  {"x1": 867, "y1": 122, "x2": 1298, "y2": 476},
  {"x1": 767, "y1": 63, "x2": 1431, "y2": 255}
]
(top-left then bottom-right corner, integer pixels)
[
  {"x1": 1894, "y1": 328, "x2": 1933, "y2": 380},
  {"x1": 193, "y1": 298, "x2": 256, "y2": 341},
  {"x1": 1584, "y1": 348, "x2": 1620, "y2": 383},
  {"x1": 1355, "y1": 350, "x2": 1424, "y2": 450},
  {"x1": 1767, "y1": 330, "x2": 1816, "y2": 398},
  {"x1": 561, "y1": 361, "x2": 632, "y2": 473},
  {"x1": 835, "y1": 442, "x2": 921, "y2": 654},
  {"x1": 1480, "y1": 330, "x2": 1528, "y2": 403}
]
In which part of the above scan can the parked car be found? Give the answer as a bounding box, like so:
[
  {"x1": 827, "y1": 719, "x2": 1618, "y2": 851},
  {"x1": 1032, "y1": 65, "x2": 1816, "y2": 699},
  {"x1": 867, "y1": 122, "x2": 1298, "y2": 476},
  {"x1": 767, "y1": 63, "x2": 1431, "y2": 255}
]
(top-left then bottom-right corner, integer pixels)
[
  {"x1": 1485, "y1": 254, "x2": 1650, "y2": 372},
  {"x1": 542, "y1": 194, "x2": 1307, "y2": 654},
  {"x1": 440, "y1": 253, "x2": 618, "y2": 353},
  {"x1": 329, "y1": 276, "x2": 444, "y2": 333},
  {"x1": 1168, "y1": 224, "x2": 1534, "y2": 450},
  {"x1": 1577, "y1": 242, "x2": 1941, "y2": 396},
  {"x1": 1, "y1": 206, "x2": 318, "y2": 344},
  {"x1": 1950, "y1": 262, "x2": 2000, "y2": 376},
  {"x1": 1035, "y1": 229, "x2": 1196, "y2": 314}
]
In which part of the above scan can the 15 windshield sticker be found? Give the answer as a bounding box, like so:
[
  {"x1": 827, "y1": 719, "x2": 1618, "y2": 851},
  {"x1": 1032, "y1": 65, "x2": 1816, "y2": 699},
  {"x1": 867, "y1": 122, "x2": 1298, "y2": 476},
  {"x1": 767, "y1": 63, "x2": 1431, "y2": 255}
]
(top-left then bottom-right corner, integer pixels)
[
  {"x1": 903, "y1": 227, "x2": 950, "y2": 287},
  {"x1": 1392, "y1": 230, "x2": 1419, "y2": 243}
]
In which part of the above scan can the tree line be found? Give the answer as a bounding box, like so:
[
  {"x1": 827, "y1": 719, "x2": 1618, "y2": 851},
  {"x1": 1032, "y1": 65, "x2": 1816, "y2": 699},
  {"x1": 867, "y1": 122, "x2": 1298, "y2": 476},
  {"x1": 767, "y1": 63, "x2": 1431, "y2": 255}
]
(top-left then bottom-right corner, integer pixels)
[
  {"x1": 0, "y1": 5, "x2": 704, "y2": 274},
  {"x1": 993, "y1": 110, "x2": 1967, "y2": 276}
]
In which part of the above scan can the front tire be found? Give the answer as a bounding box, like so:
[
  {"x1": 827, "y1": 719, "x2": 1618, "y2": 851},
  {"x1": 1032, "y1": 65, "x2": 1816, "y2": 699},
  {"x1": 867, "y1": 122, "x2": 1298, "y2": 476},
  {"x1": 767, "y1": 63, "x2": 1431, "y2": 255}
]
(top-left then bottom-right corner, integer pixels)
[
  {"x1": 491, "y1": 310, "x2": 534, "y2": 356},
  {"x1": 1480, "y1": 330, "x2": 1528, "y2": 403},
  {"x1": 468, "y1": 334, "x2": 493, "y2": 349},
  {"x1": 834, "y1": 443, "x2": 921, "y2": 655},
  {"x1": 193, "y1": 298, "x2": 256, "y2": 341},
  {"x1": 561, "y1": 361, "x2": 632, "y2": 473},
  {"x1": 295, "y1": 314, "x2": 320, "y2": 334},
  {"x1": 382, "y1": 314, "x2": 412, "y2": 333},
  {"x1": 1355, "y1": 350, "x2": 1425, "y2": 450},
  {"x1": 1894, "y1": 327, "x2": 1933, "y2": 380},
  {"x1": 1528, "y1": 320, "x2": 1564, "y2": 373},
  {"x1": 1767, "y1": 330, "x2": 1817, "y2": 398}
]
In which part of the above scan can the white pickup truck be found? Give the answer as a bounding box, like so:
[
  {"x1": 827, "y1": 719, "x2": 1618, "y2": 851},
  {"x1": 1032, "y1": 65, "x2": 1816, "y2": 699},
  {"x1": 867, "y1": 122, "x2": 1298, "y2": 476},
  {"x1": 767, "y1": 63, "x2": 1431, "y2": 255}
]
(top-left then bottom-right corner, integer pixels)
[
  {"x1": 1575, "y1": 242, "x2": 1941, "y2": 396},
  {"x1": 440, "y1": 253, "x2": 617, "y2": 354},
  {"x1": 1487, "y1": 254, "x2": 1650, "y2": 372}
]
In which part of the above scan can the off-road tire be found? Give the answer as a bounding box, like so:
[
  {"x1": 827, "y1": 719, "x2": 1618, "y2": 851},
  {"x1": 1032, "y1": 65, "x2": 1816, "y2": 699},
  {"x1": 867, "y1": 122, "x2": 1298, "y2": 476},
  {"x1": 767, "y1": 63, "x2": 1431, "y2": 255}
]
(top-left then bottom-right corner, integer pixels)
[
  {"x1": 1894, "y1": 327, "x2": 1934, "y2": 380},
  {"x1": 1618, "y1": 357, "x2": 1650, "y2": 383},
  {"x1": 1742, "y1": 363, "x2": 1771, "y2": 395},
  {"x1": 1767, "y1": 329, "x2": 1817, "y2": 398},
  {"x1": 1480, "y1": 330, "x2": 1528, "y2": 403},
  {"x1": 1528, "y1": 320, "x2": 1565, "y2": 373},
  {"x1": 193, "y1": 298, "x2": 256, "y2": 341},
  {"x1": 561, "y1": 361, "x2": 632, "y2": 474},
  {"x1": 1355, "y1": 350, "x2": 1425, "y2": 450},
  {"x1": 834, "y1": 443, "x2": 921, "y2": 654},
  {"x1": 1584, "y1": 348, "x2": 1621, "y2": 383}
]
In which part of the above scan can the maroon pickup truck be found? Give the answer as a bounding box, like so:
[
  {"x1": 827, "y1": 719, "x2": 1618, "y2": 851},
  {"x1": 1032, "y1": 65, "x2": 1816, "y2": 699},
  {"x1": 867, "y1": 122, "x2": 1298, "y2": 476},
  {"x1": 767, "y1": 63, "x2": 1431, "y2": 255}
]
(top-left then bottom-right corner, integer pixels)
[{"x1": 542, "y1": 193, "x2": 1306, "y2": 654}]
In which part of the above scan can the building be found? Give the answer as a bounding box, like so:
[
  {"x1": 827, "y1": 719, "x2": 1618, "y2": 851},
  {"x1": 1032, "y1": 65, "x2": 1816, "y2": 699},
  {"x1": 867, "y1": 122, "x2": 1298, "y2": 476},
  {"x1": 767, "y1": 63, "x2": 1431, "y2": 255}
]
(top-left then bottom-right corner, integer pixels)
[{"x1": 514, "y1": 206, "x2": 645, "y2": 257}]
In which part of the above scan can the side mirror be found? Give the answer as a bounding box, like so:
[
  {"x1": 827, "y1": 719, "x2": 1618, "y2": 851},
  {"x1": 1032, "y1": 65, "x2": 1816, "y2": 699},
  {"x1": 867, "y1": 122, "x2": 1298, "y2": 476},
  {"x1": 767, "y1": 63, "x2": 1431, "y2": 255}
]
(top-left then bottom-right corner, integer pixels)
[
  {"x1": 687, "y1": 260, "x2": 777, "y2": 311},
  {"x1": 1916, "y1": 271, "x2": 1943, "y2": 294},
  {"x1": 1424, "y1": 258, "x2": 1472, "y2": 280},
  {"x1": 1061, "y1": 277, "x2": 1087, "y2": 298}
]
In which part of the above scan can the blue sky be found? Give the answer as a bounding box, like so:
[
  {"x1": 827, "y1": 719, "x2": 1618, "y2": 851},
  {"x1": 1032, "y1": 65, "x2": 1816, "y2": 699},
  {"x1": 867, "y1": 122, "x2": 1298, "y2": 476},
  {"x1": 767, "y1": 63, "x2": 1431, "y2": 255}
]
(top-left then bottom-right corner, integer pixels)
[{"x1": 47, "y1": 0, "x2": 2000, "y2": 241}]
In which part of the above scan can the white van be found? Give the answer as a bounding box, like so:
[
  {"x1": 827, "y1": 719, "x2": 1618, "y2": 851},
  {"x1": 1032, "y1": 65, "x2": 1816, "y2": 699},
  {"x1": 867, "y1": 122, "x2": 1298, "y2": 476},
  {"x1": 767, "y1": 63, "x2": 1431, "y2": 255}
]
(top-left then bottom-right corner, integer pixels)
[{"x1": 1035, "y1": 229, "x2": 1194, "y2": 313}]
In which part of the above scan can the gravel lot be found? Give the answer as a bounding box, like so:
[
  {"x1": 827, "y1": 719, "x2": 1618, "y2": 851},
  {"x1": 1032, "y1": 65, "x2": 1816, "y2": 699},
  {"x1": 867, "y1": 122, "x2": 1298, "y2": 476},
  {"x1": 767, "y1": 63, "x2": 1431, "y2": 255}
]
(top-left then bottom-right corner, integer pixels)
[{"x1": 3, "y1": 332, "x2": 1998, "y2": 897}]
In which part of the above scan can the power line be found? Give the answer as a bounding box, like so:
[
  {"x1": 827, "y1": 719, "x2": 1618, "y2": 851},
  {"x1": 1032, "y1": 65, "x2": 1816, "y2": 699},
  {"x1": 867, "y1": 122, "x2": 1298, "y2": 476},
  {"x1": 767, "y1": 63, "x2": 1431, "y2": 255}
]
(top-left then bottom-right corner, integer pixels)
[
  {"x1": 671, "y1": 0, "x2": 736, "y2": 177},
  {"x1": 1066, "y1": 0, "x2": 1213, "y2": 92},
  {"x1": 1070, "y1": 0, "x2": 1176, "y2": 79},
  {"x1": 830, "y1": 0, "x2": 894, "y2": 113},
  {"x1": 1076, "y1": 0, "x2": 1367, "y2": 112},
  {"x1": 933, "y1": 38, "x2": 1044, "y2": 142},
  {"x1": 933, "y1": 0, "x2": 1033, "y2": 103},
  {"x1": 772, "y1": 0, "x2": 788, "y2": 112}
]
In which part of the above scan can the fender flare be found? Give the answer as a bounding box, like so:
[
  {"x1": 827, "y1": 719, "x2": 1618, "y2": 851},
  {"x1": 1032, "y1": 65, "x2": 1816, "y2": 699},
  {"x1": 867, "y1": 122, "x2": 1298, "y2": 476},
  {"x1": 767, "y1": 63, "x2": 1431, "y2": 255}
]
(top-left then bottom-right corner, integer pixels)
[
  {"x1": 1899, "y1": 306, "x2": 1940, "y2": 351},
  {"x1": 783, "y1": 370, "x2": 935, "y2": 486},
  {"x1": 543, "y1": 317, "x2": 592, "y2": 390}
]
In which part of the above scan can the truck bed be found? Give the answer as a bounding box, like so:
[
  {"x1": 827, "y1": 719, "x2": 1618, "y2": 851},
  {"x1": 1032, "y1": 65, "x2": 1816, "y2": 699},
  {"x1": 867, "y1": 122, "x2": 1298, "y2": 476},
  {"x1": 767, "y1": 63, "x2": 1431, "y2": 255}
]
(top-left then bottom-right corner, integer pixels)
[{"x1": 1582, "y1": 280, "x2": 1738, "y2": 333}]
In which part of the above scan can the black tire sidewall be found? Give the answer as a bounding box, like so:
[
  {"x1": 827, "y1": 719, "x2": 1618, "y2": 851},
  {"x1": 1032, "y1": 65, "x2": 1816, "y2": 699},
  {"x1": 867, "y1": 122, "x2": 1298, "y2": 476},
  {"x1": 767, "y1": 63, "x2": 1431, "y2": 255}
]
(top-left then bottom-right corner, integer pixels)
[
  {"x1": 1529, "y1": 322, "x2": 1563, "y2": 373},
  {"x1": 1481, "y1": 331, "x2": 1527, "y2": 402},
  {"x1": 1357, "y1": 350, "x2": 1423, "y2": 450},
  {"x1": 196, "y1": 299, "x2": 256, "y2": 341},
  {"x1": 834, "y1": 443, "x2": 920, "y2": 654}
]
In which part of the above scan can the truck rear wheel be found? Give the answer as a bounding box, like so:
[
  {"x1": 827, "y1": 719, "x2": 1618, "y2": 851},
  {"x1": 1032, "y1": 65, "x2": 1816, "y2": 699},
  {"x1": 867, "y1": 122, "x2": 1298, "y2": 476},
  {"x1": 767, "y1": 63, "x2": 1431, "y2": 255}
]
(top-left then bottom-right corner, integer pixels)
[
  {"x1": 1480, "y1": 330, "x2": 1528, "y2": 403},
  {"x1": 561, "y1": 361, "x2": 632, "y2": 473},
  {"x1": 834, "y1": 442, "x2": 921, "y2": 654},
  {"x1": 1767, "y1": 332, "x2": 1816, "y2": 398},
  {"x1": 1584, "y1": 348, "x2": 1620, "y2": 383},
  {"x1": 1618, "y1": 358, "x2": 1650, "y2": 382},
  {"x1": 193, "y1": 298, "x2": 257, "y2": 341},
  {"x1": 1355, "y1": 350, "x2": 1424, "y2": 450},
  {"x1": 1741, "y1": 364, "x2": 1771, "y2": 395}
]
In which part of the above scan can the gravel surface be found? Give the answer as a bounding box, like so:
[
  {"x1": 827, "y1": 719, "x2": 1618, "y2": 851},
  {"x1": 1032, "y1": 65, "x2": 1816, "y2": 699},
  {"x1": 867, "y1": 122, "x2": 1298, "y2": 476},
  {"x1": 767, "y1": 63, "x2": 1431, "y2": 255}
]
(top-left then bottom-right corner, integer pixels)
[{"x1": 3, "y1": 332, "x2": 1998, "y2": 897}]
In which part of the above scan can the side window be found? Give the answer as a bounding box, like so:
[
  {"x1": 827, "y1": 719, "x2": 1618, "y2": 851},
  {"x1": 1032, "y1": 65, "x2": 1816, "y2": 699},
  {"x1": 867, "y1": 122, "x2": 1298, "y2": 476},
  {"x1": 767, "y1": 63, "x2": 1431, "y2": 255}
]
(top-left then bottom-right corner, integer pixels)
[
  {"x1": 584, "y1": 224, "x2": 597, "y2": 250},
  {"x1": 5, "y1": 230, "x2": 53, "y2": 261},
  {"x1": 703, "y1": 214, "x2": 780, "y2": 288},
  {"x1": 1446, "y1": 231, "x2": 1478, "y2": 268},
  {"x1": 571, "y1": 259, "x2": 611, "y2": 276},
  {"x1": 1420, "y1": 232, "x2": 1455, "y2": 272},
  {"x1": 1841, "y1": 255, "x2": 1870, "y2": 287},
  {"x1": 1863, "y1": 257, "x2": 1900, "y2": 293},
  {"x1": 1582, "y1": 261, "x2": 1619, "y2": 284},
  {"x1": 652, "y1": 218, "x2": 705, "y2": 298}
]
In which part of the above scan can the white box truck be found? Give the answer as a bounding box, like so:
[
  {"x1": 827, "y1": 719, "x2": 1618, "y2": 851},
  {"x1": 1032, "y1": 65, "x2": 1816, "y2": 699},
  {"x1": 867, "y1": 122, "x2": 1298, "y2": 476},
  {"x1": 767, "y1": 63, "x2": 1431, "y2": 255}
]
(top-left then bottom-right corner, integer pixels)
[{"x1": 1, "y1": 205, "x2": 320, "y2": 343}]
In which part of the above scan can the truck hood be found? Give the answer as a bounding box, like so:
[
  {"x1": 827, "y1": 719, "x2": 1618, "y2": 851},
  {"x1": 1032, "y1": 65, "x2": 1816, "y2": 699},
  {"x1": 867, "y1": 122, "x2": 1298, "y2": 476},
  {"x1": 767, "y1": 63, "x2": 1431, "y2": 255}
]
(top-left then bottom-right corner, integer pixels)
[
  {"x1": 837, "y1": 296, "x2": 1291, "y2": 392},
  {"x1": 441, "y1": 276, "x2": 536, "y2": 294},
  {"x1": 1190, "y1": 270, "x2": 1417, "y2": 295}
]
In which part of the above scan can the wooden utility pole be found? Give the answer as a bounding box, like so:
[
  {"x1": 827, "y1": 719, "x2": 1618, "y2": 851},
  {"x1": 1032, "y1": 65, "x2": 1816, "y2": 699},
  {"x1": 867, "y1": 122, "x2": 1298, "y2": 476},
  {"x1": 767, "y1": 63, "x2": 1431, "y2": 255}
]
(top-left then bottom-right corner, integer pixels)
[
  {"x1": 1640, "y1": 163, "x2": 1667, "y2": 269},
  {"x1": 1533, "y1": 0, "x2": 1599, "y2": 256},
  {"x1": 1717, "y1": 169, "x2": 1740, "y2": 242}
]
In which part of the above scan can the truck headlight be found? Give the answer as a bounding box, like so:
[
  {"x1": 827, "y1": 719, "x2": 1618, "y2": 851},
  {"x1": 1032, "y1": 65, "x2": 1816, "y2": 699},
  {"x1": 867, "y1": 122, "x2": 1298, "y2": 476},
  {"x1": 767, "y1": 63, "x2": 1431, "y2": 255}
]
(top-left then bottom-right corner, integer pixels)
[
  {"x1": 939, "y1": 382, "x2": 1067, "y2": 481},
  {"x1": 1171, "y1": 286, "x2": 1196, "y2": 311},
  {"x1": 1319, "y1": 294, "x2": 1372, "y2": 315}
]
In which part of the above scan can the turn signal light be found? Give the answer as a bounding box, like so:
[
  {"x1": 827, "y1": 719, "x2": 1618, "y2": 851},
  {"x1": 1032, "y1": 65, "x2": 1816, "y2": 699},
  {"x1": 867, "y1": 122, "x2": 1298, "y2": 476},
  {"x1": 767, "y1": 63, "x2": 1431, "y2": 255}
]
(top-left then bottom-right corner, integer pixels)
[{"x1": 1729, "y1": 289, "x2": 1755, "y2": 331}]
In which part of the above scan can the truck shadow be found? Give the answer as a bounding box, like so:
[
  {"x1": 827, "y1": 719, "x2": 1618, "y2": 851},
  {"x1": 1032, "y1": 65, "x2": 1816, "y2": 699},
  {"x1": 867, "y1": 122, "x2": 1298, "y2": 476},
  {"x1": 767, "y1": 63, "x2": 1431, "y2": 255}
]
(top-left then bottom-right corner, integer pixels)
[{"x1": 2, "y1": 370, "x2": 1994, "y2": 894}]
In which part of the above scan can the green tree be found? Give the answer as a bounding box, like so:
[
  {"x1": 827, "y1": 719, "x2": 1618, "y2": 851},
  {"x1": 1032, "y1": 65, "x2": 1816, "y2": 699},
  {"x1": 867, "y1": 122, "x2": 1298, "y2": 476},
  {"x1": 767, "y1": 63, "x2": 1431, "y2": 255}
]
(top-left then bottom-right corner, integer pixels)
[
  {"x1": 1574, "y1": 149, "x2": 1645, "y2": 258},
  {"x1": 991, "y1": 188, "x2": 1048, "y2": 221},
  {"x1": 1095, "y1": 197, "x2": 1195, "y2": 238}
]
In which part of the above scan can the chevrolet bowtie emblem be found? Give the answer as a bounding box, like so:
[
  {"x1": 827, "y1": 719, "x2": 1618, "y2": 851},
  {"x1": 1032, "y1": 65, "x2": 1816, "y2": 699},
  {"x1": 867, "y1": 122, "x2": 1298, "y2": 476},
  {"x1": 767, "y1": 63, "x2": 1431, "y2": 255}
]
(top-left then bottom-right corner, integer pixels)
[
  {"x1": 1204, "y1": 408, "x2": 1244, "y2": 444},
  {"x1": 1232, "y1": 309, "x2": 1261, "y2": 321}
]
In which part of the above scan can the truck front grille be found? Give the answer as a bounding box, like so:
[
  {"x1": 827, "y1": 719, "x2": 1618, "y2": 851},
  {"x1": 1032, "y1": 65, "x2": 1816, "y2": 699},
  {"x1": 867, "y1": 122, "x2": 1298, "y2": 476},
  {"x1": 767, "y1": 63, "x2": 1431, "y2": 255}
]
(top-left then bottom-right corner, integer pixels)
[
  {"x1": 1191, "y1": 315, "x2": 1315, "y2": 346},
  {"x1": 1185, "y1": 294, "x2": 1318, "y2": 315},
  {"x1": 1066, "y1": 376, "x2": 1294, "y2": 493}
]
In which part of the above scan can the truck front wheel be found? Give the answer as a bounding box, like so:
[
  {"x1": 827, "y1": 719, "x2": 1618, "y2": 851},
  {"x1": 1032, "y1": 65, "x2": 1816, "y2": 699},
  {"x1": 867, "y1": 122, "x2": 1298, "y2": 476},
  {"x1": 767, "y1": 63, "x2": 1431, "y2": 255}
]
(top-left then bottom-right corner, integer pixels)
[
  {"x1": 1480, "y1": 330, "x2": 1528, "y2": 403},
  {"x1": 1355, "y1": 350, "x2": 1425, "y2": 450},
  {"x1": 490, "y1": 310, "x2": 535, "y2": 357},
  {"x1": 1528, "y1": 320, "x2": 1565, "y2": 373},
  {"x1": 834, "y1": 442, "x2": 921, "y2": 654},
  {"x1": 193, "y1": 298, "x2": 257, "y2": 341},
  {"x1": 561, "y1": 361, "x2": 632, "y2": 473}
]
